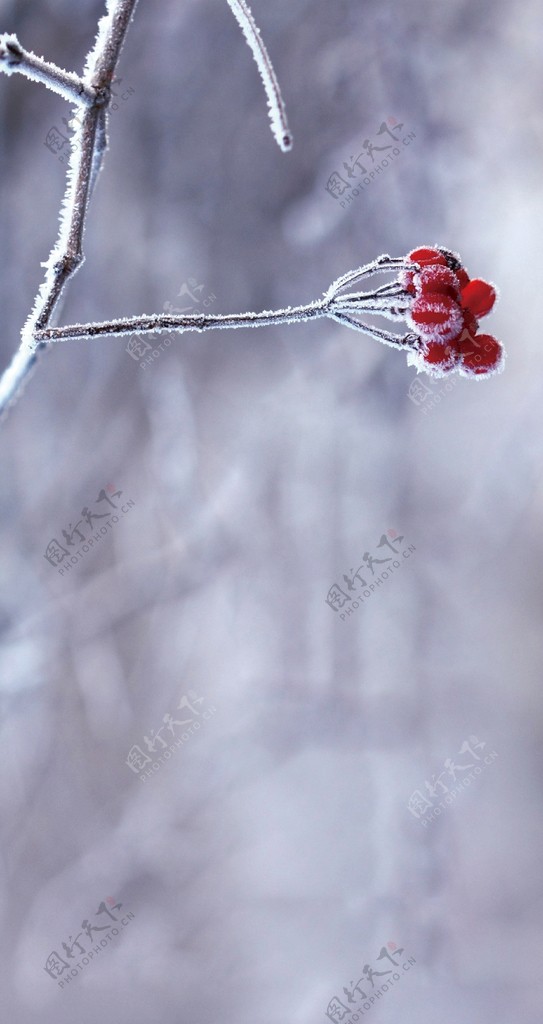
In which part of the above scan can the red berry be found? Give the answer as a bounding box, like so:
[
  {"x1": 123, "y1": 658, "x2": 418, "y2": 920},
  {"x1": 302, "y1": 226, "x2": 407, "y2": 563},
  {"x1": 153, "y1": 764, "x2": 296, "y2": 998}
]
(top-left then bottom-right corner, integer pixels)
[
  {"x1": 437, "y1": 246, "x2": 463, "y2": 272},
  {"x1": 401, "y1": 248, "x2": 450, "y2": 294},
  {"x1": 408, "y1": 247, "x2": 448, "y2": 267},
  {"x1": 408, "y1": 294, "x2": 464, "y2": 343},
  {"x1": 456, "y1": 268, "x2": 470, "y2": 290},
  {"x1": 416, "y1": 265, "x2": 461, "y2": 300},
  {"x1": 458, "y1": 333, "x2": 504, "y2": 376},
  {"x1": 460, "y1": 278, "x2": 497, "y2": 318},
  {"x1": 421, "y1": 340, "x2": 459, "y2": 373}
]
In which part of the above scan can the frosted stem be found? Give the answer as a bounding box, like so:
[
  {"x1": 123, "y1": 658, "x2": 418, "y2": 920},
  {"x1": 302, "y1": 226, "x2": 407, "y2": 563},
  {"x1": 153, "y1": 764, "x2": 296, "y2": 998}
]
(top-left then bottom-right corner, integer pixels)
[
  {"x1": 329, "y1": 313, "x2": 416, "y2": 351},
  {"x1": 36, "y1": 302, "x2": 328, "y2": 343},
  {"x1": 0, "y1": 0, "x2": 139, "y2": 420},
  {"x1": 34, "y1": 284, "x2": 414, "y2": 344},
  {"x1": 226, "y1": 0, "x2": 292, "y2": 151},
  {"x1": 0, "y1": 33, "x2": 95, "y2": 104}
]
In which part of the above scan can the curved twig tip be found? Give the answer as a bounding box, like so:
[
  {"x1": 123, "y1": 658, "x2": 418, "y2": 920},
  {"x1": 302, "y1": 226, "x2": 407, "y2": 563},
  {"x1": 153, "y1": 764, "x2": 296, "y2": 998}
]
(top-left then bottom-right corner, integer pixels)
[{"x1": 226, "y1": 0, "x2": 292, "y2": 152}]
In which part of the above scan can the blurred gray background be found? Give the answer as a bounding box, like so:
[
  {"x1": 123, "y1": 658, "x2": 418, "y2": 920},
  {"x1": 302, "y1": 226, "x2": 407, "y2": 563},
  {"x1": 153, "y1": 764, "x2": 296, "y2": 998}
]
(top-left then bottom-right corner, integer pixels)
[{"x1": 1, "y1": 0, "x2": 542, "y2": 1021}]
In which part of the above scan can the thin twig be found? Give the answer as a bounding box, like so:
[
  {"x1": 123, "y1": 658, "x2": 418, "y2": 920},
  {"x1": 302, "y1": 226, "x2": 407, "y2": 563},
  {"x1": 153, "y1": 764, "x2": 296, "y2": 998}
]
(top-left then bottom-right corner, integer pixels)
[
  {"x1": 0, "y1": 0, "x2": 139, "y2": 419},
  {"x1": 329, "y1": 313, "x2": 415, "y2": 350},
  {"x1": 34, "y1": 280, "x2": 415, "y2": 344},
  {"x1": 0, "y1": 0, "x2": 293, "y2": 421},
  {"x1": 36, "y1": 302, "x2": 328, "y2": 343},
  {"x1": 226, "y1": 0, "x2": 292, "y2": 151},
  {"x1": 0, "y1": 33, "x2": 96, "y2": 105}
]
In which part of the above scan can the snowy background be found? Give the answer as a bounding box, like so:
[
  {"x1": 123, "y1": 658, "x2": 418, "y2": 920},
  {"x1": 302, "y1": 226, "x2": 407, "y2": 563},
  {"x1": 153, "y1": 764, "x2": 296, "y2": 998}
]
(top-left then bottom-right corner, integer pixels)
[{"x1": 1, "y1": 0, "x2": 543, "y2": 1021}]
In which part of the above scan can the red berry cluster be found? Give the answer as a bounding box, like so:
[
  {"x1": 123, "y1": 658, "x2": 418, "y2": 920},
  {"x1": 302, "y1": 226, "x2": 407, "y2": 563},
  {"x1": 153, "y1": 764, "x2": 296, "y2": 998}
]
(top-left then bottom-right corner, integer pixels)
[{"x1": 400, "y1": 246, "x2": 504, "y2": 379}]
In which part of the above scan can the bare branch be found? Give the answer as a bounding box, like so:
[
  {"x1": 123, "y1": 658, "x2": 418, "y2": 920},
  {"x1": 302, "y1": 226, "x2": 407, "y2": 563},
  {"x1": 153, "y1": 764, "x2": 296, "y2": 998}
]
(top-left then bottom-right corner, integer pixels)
[
  {"x1": 329, "y1": 313, "x2": 414, "y2": 350},
  {"x1": 0, "y1": 0, "x2": 139, "y2": 419},
  {"x1": 33, "y1": 275, "x2": 416, "y2": 344},
  {"x1": 0, "y1": 0, "x2": 293, "y2": 419},
  {"x1": 324, "y1": 256, "x2": 408, "y2": 300},
  {"x1": 0, "y1": 33, "x2": 95, "y2": 105},
  {"x1": 35, "y1": 302, "x2": 328, "y2": 344},
  {"x1": 226, "y1": 0, "x2": 292, "y2": 151}
]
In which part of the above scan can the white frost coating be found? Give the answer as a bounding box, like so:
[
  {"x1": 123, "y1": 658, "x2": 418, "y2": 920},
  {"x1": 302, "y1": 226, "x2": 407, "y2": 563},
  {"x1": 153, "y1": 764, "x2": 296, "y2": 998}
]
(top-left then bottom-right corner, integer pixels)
[
  {"x1": 0, "y1": 33, "x2": 92, "y2": 104},
  {"x1": 226, "y1": 0, "x2": 292, "y2": 152},
  {"x1": 33, "y1": 266, "x2": 417, "y2": 348},
  {"x1": 406, "y1": 347, "x2": 456, "y2": 380},
  {"x1": 0, "y1": 33, "x2": 22, "y2": 74},
  {"x1": 0, "y1": 0, "x2": 139, "y2": 419},
  {"x1": 330, "y1": 311, "x2": 411, "y2": 351},
  {"x1": 20, "y1": 105, "x2": 94, "y2": 353},
  {"x1": 325, "y1": 256, "x2": 408, "y2": 302},
  {"x1": 458, "y1": 346, "x2": 506, "y2": 380},
  {"x1": 83, "y1": 10, "x2": 114, "y2": 82}
]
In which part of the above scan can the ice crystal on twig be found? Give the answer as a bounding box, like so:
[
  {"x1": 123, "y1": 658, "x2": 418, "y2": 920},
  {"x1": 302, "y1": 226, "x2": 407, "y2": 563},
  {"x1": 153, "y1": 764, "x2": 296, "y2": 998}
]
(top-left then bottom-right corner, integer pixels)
[{"x1": 226, "y1": 0, "x2": 292, "y2": 152}]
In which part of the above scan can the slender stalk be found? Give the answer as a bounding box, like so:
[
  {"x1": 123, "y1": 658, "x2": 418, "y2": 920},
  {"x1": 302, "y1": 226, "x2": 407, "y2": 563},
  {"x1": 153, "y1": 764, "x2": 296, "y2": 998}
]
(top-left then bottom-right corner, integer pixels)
[
  {"x1": 330, "y1": 313, "x2": 415, "y2": 350},
  {"x1": 0, "y1": 0, "x2": 295, "y2": 420},
  {"x1": 226, "y1": 0, "x2": 292, "y2": 151},
  {"x1": 0, "y1": 33, "x2": 96, "y2": 104},
  {"x1": 34, "y1": 279, "x2": 416, "y2": 344},
  {"x1": 36, "y1": 302, "x2": 329, "y2": 344},
  {"x1": 0, "y1": 0, "x2": 139, "y2": 419},
  {"x1": 327, "y1": 256, "x2": 408, "y2": 299}
]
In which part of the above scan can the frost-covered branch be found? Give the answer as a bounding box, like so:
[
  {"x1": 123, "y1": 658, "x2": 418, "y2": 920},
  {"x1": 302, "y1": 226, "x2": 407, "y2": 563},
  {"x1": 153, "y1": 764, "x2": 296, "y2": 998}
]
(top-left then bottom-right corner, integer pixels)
[
  {"x1": 35, "y1": 248, "x2": 507, "y2": 380},
  {"x1": 226, "y1": 0, "x2": 292, "y2": 151},
  {"x1": 0, "y1": 0, "x2": 139, "y2": 419},
  {"x1": 34, "y1": 256, "x2": 413, "y2": 346},
  {"x1": 0, "y1": 33, "x2": 96, "y2": 105},
  {"x1": 35, "y1": 301, "x2": 414, "y2": 351},
  {"x1": 0, "y1": 4, "x2": 503, "y2": 421},
  {"x1": 0, "y1": 0, "x2": 294, "y2": 421}
]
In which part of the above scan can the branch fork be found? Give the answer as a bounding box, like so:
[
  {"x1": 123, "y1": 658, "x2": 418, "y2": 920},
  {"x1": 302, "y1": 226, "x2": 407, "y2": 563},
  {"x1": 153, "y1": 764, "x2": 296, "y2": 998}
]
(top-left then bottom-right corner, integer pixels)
[{"x1": 0, "y1": 0, "x2": 292, "y2": 420}]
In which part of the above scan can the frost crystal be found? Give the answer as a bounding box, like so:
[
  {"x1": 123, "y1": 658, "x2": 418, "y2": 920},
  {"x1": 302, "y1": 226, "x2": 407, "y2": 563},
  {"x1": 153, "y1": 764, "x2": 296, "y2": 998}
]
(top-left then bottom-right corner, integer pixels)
[{"x1": 226, "y1": 0, "x2": 292, "y2": 151}]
